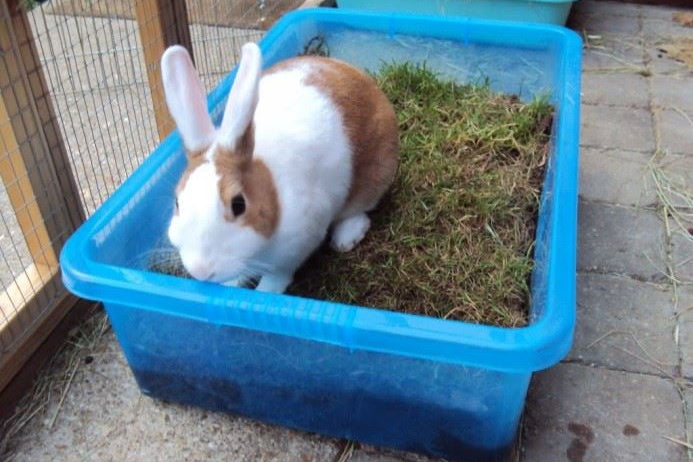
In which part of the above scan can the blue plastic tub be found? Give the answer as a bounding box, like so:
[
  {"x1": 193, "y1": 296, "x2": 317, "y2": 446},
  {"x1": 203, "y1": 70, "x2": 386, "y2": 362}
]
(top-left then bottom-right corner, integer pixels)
[
  {"x1": 337, "y1": 0, "x2": 576, "y2": 25},
  {"x1": 60, "y1": 9, "x2": 581, "y2": 462}
]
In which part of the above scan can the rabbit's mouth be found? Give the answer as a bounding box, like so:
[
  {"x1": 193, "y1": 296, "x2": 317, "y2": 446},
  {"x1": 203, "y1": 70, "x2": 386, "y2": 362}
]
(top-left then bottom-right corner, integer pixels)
[
  {"x1": 183, "y1": 260, "x2": 216, "y2": 281},
  {"x1": 214, "y1": 258, "x2": 276, "y2": 287}
]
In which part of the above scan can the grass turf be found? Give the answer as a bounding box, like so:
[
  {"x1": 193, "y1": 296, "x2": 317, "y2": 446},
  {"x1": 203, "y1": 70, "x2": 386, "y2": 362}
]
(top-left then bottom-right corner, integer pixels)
[{"x1": 150, "y1": 63, "x2": 553, "y2": 327}]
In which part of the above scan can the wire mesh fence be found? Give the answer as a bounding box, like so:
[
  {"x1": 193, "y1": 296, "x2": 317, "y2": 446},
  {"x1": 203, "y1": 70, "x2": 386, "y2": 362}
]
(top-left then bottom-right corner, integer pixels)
[
  {"x1": 29, "y1": 4, "x2": 157, "y2": 216},
  {"x1": 0, "y1": 0, "x2": 303, "y2": 387}
]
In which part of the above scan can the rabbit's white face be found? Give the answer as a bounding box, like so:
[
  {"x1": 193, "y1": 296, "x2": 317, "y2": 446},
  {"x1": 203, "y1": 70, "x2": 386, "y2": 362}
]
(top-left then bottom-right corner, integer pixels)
[
  {"x1": 162, "y1": 43, "x2": 276, "y2": 284},
  {"x1": 168, "y1": 159, "x2": 265, "y2": 283}
]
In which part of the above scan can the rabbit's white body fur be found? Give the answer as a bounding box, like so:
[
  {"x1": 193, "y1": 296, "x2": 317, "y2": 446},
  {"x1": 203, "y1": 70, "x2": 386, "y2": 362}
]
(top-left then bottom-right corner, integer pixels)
[{"x1": 249, "y1": 66, "x2": 354, "y2": 289}]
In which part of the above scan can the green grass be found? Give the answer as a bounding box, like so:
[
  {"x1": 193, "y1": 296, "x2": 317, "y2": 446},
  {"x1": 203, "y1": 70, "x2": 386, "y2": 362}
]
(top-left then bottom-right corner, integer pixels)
[
  {"x1": 289, "y1": 64, "x2": 553, "y2": 327},
  {"x1": 150, "y1": 63, "x2": 553, "y2": 327}
]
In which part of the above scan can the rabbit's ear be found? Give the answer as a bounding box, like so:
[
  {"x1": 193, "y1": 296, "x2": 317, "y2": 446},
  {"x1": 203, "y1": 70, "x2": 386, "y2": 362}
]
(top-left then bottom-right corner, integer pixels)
[
  {"x1": 161, "y1": 45, "x2": 216, "y2": 153},
  {"x1": 218, "y1": 43, "x2": 262, "y2": 151}
]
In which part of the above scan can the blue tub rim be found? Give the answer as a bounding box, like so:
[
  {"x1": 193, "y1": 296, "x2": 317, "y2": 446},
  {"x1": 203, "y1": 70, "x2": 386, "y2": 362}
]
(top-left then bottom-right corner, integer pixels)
[{"x1": 60, "y1": 9, "x2": 582, "y2": 375}]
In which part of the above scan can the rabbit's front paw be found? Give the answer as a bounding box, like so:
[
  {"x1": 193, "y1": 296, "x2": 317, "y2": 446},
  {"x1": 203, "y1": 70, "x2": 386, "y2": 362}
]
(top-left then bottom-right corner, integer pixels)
[
  {"x1": 256, "y1": 273, "x2": 292, "y2": 293},
  {"x1": 330, "y1": 214, "x2": 371, "y2": 252}
]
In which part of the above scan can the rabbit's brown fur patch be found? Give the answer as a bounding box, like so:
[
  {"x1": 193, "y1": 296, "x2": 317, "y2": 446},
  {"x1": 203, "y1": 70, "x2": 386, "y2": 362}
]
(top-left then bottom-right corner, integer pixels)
[
  {"x1": 176, "y1": 139, "x2": 278, "y2": 238},
  {"x1": 265, "y1": 57, "x2": 398, "y2": 218},
  {"x1": 215, "y1": 143, "x2": 279, "y2": 238},
  {"x1": 303, "y1": 57, "x2": 399, "y2": 218}
]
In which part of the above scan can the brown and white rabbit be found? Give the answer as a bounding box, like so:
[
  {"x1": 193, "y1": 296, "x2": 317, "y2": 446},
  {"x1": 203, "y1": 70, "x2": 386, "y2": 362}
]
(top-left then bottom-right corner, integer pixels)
[{"x1": 161, "y1": 43, "x2": 398, "y2": 293}]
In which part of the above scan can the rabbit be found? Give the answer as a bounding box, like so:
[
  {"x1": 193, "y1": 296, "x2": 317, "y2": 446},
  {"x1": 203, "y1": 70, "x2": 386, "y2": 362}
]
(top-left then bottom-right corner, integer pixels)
[{"x1": 161, "y1": 42, "x2": 398, "y2": 293}]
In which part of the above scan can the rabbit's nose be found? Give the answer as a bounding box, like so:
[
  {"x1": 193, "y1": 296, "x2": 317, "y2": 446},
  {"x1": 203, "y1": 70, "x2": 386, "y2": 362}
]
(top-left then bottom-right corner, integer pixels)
[{"x1": 185, "y1": 258, "x2": 215, "y2": 281}]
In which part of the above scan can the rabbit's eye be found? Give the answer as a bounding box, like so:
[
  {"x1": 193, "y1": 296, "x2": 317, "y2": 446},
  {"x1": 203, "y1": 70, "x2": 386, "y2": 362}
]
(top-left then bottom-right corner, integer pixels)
[
  {"x1": 175, "y1": 197, "x2": 179, "y2": 211},
  {"x1": 231, "y1": 194, "x2": 246, "y2": 217}
]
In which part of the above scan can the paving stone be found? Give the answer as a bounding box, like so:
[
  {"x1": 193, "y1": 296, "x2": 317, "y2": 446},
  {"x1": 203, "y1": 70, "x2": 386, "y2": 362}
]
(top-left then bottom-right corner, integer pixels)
[
  {"x1": 570, "y1": 273, "x2": 677, "y2": 376},
  {"x1": 0, "y1": 183, "x2": 34, "y2": 287},
  {"x1": 582, "y1": 36, "x2": 647, "y2": 71},
  {"x1": 638, "y1": 4, "x2": 693, "y2": 22},
  {"x1": 671, "y1": 227, "x2": 693, "y2": 285},
  {"x1": 571, "y1": 13, "x2": 641, "y2": 35},
  {"x1": 350, "y1": 447, "x2": 437, "y2": 462},
  {"x1": 349, "y1": 453, "x2": 406, "y2": 462},
  {"x1": 579, "y1": 148, "x2": 656, "y2": 206},
  {"x1": 657, "y1": 109, "x2": 693, "y2": 156},
  {"x1": 655, "y1": 154, "x2": 693, "y2": 208},
  {"x1": 642, "y1": 17, "x2": 693, "y2": 42},
  {"x1": 646, "y1": 43, "x2": 693, "y2": 77},
  {"x1": 522, "y1": 363, "x2": 687, "y2": 462},
  {"x1": 685, "y1": 387, "x2": 693, "y2": 460},
  {"x1": 581, "y1": 105, "x2": 654, "y2": 152},
  {"x1": 650, "y1": 76, "x2": 693, "y2": 113},
  {"x1": 679, "y1": 287, "x2": 693, "y2": 379},
  {"x1": 578, "y1": 201, "x2": 667, "y2": 281},
  {"x1": 571, "y1": 0, "x2": 642, "y2": 18},
  {"x1": 581, "y1": 72, "x2": 650, "y2": 108}
]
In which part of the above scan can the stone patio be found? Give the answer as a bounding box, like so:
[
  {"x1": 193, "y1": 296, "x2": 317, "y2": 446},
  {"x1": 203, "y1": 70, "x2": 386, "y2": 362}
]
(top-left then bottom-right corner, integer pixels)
[
  {"x1": 526, "y1": 1, "x2": 692, "y2": 461},
  {"x1": 1, "y1": 1, "x2": 692, "y2": 461}
]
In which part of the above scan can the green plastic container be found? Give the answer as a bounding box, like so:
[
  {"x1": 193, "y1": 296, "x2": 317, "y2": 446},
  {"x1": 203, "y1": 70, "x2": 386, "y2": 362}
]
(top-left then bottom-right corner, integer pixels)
[{"x1": 336, "y1": 0, "x2": 576, "y2": 25}]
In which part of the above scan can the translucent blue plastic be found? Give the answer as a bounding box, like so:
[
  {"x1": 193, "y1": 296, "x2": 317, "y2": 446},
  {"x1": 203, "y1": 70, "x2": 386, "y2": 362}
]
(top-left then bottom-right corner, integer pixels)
[
  {"x1": 60, "y1": 10, "x2": 581, "y2": 461},
  {"x1": 337, "y1": 0, "x2": 576, "y2": 25}
]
